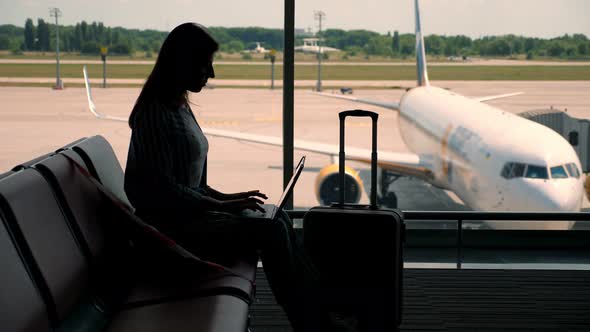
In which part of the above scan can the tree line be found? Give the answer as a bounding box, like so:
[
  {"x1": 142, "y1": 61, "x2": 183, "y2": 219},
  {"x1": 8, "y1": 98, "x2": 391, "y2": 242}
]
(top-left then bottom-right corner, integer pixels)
[
  {"x1": 326, "y1": 29, "x2": 589, "y2": 59},
  {"x1": 0, "y1": 19, "x2": 588, "y2": 59},
  {"x1": 1, "y1": 19, "x2": 167, "y2": 56}
]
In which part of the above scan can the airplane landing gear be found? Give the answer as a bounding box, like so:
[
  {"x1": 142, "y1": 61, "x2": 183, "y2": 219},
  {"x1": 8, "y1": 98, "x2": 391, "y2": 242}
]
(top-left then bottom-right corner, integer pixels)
[{"x1": 378, "y1": 169, "x2": 400, "y2": 208}]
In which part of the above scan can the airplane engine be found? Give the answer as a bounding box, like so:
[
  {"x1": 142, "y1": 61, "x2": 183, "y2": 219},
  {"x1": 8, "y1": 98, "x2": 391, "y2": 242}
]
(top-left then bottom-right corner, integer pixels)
[{"x1": 315, "y1": 164, "x2": 363, "y2": 205}]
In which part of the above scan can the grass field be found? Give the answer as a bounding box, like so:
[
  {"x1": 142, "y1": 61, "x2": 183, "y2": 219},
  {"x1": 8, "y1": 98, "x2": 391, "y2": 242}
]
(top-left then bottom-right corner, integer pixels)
[{"x1": 1, "y1": 63, "x2": 590, "y2": 80}]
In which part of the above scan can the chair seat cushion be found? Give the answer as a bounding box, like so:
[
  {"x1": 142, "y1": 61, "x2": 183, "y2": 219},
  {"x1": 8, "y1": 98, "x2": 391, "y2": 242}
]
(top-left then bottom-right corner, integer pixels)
[
  {"x1": 124, "y1": 251, "x2": 258, "y2": 307},
  {"x1": 108, "y1": 295, "x2": 249, "y2": 332}
]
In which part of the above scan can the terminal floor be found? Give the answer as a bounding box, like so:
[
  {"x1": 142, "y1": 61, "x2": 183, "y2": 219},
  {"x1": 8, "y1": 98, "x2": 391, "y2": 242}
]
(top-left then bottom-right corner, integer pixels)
[{"x1": 249, "y1": 268, "x2": 590, "y2": 332}]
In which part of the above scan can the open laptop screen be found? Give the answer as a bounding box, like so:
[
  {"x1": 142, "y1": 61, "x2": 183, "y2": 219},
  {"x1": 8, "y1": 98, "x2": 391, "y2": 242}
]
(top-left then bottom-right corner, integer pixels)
[{"x1": 275, "y1": 156, "x2": 306, "y2": 210}]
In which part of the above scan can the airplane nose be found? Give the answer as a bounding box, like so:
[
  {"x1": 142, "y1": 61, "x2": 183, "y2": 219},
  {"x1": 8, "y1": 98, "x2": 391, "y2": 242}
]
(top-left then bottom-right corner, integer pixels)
[
  {"x1": 534, "y1": 186, "x2": 581, "y2": 212},
  {"x1": 492, "y1": 182, "x2": 579, "y2": 230}
]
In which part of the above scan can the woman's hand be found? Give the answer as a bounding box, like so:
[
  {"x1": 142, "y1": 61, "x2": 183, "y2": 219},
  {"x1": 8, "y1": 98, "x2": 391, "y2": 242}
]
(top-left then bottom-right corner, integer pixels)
[
  {"x1": 204, "y1": 185, "x2": 268, "y2": 202},
  {"x1": 220, "y1": 197, "x2": 266, "y2": 214},
  {"x1": 227, "y1": 190, "x2": 268, "y2": 201}
]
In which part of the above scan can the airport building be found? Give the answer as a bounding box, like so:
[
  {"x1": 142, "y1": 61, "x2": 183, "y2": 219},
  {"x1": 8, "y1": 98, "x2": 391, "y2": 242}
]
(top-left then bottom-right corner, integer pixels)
[{"x1": 520, "y1": 108, "x2": 590, "y2": 172}]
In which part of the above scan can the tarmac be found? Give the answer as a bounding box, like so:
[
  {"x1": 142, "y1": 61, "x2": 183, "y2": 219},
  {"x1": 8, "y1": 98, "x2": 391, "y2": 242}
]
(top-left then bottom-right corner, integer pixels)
[
  {"x1": 0, "y1": 77, "x2": 419, "y2": 87},
  {"x1": 1, "y1": 81, "x2": 589, "y2": 218}
]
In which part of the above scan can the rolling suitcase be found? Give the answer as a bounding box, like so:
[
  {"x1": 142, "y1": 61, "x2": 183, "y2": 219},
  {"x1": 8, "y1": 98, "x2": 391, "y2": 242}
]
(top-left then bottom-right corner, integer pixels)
[{"x1": 303, "y1": 109, "x2": 404, "y2": 331}]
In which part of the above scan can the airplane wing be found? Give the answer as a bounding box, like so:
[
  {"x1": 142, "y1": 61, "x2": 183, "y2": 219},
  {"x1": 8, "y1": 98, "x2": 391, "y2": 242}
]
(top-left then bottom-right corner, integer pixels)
[
  {"x1": 315, "y1": 90, "x2": 521, "y2": 109},
  {"x1": 315, "y1": 92, "x2": 400, "y2": 111},
  {"x1": 205, "y1": 128, "x2": 433, "y2": 180},
  {"x1": 82, "y1": 67, "x2": 432, "y2": 180},
  {"x1": 475, "y1": 92, "x2": 523, "y2": 103}
]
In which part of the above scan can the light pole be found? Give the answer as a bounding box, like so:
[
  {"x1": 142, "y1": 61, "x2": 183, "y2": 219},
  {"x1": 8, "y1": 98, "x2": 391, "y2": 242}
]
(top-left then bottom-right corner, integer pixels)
[
  {"x1": 314, "y1": 10, "x2": 325, "y2": 92},
  {"x1": 49, "y1": 7, "x2": 63, "y2": 89},
  {"x1": 101, "y1": 47, "x2": 108, "y2": 88},
  {"x1": 269, "y1": 49, "x2": 276, "y2": 90}
]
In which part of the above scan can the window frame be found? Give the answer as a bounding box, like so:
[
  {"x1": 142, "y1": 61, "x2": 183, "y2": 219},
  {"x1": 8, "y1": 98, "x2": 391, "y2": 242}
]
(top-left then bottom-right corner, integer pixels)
[
  {"x1": 550, "y1": 165, "x2": 569, "y2": 179},
  {"x1": 500, "y1": 162, "x2": 527, "y2": 179},
  {"x1": 565, "y1": 163, "x2": 581, "y2": 179},
  {"x1": 525, "y1": 164, "x2": 549, "y2": 179}
]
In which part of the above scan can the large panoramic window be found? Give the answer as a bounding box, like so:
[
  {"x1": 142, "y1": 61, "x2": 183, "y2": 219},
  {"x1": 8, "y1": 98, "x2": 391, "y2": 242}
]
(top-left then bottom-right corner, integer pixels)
[{"x1": 1, "y1": 0, "x2": 589, "y2": 234}]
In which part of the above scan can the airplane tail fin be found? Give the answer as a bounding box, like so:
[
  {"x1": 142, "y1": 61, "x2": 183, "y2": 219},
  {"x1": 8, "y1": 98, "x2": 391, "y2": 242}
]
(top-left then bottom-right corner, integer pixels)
[
  {"x1": 82, "y1": 66, "x2": 127, "y2": 122},
  {"x1": 83, "y1": 65, "x2": 99, "y2": 118},
  {"x1": 415, "y1": 0, "x2": 430, "y2": 86}
]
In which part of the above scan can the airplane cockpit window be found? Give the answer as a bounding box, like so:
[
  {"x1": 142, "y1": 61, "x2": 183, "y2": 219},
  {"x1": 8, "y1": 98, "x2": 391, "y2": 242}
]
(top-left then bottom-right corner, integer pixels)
[
  {"x1": 550, "y1": 165, "x2": 569, "y2": 179},
  {"x1": 525, "y1": 165, "x2": 549, "y2": 179},
  {"x1": 501, "y1": 162, "x2": 526, "y2": 179},
  {"x1": 500, "y1": 163, "x2": 512, "y2": 178},
  {"x1": 565, "y1": 163, "x2": 581, "y2": 178},
  {"x1": 511, "y1": 163, "x2": 526, "y2": 178}
]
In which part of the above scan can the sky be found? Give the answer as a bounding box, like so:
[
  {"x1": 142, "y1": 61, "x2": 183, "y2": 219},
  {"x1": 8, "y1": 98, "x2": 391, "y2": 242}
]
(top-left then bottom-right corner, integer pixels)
[{"x1": 1, "y1": 0, "x2": 589, "y2": 39}]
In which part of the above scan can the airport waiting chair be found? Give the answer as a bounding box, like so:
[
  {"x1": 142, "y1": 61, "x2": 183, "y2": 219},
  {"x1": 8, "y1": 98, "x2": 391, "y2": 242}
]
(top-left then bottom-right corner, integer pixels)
[
  {"x1": 6, "y1": 137, "x2": 88, "y2": 175},
  {"x1": 53, "y1": 137, "x2": 258, "y2": 298},
  {"x1": 0, "y1": 199, "x2": 53, "y2": 332},
  {"x1": 0, "y1": 164, "x2": 254, "y2": 332},
  {"x1": 0, "y1": 137, "x2": 258, "y2": 332},
  {"x1": 51, "y1": 144, "x2": 258, "y2": 304},
  {"x1": 36, "y1": 152, "x2": 255, "y2": 330},
  {"x1": 0, "y1": 168, "x2": 97, "y2": 328},
  {"x1": 10, "y1": 152, "x2": 54, "y2": 172},
  {"x1": 0, "y1": 170, "x2": 14, "y2": 180},
  {"x1": 58, "y1": 135, "x2": 132, "y2": 208}
]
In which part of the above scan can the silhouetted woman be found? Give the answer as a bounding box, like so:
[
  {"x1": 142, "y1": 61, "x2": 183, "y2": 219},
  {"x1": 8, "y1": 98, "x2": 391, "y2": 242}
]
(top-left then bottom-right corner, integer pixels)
[{"x1": 124, "y1": 23, "x2": 331, "y2": 332}]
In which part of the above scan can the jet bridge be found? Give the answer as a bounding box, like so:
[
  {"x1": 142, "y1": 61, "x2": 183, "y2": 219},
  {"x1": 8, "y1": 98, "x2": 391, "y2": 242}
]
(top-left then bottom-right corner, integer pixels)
[{"x1": 519, "y1": 108, "x2": 590, "y2": 172}]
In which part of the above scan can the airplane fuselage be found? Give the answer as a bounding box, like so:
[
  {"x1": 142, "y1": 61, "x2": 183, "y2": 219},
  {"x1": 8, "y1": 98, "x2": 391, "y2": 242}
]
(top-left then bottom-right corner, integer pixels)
[{"x1": 397, "y1": 86, "x2": 583, "y2": 222}]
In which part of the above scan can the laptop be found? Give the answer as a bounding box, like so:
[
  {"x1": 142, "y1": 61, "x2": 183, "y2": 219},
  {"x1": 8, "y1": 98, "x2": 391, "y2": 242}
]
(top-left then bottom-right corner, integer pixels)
[{"x1": 241, "y1": 156, "x2": 305, "y2": 220}]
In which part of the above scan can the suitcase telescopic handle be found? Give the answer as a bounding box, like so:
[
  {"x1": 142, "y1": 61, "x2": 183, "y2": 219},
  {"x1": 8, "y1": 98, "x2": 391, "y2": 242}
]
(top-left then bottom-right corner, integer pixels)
[
  {"x1": 339, "y1": 110, "x2": 378, "y2": 121},
  {"x1": 338, "y1": 109, "x2": 379, "y2": 209}
]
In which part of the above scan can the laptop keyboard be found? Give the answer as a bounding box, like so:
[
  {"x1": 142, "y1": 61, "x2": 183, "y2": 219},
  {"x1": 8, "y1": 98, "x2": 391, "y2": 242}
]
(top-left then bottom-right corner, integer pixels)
[{"x1": 241, "y1": 209, "x2": 267, "y2": 218}]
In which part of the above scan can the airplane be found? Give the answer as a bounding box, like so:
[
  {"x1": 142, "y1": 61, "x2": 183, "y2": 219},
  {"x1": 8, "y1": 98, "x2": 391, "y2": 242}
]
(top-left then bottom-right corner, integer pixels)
[
  {"x1": 83, "y1": 0, "x2": 585, "y2": 230},
  {"x1": 294, "y1": 38, "x2": 340, "y2": 54},
  {"x1": 243, "y1": 42, "x2": 270, "y2": 54},
  {"x1": 448, "y1": 55, "x2": 470, "y2": 62}
]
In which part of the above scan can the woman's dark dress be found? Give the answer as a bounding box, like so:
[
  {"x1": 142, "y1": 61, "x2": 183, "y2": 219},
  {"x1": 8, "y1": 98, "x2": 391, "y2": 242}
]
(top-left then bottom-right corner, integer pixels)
[{"x1": 124, "y1": 103, "x2": 327, "y2": 331}]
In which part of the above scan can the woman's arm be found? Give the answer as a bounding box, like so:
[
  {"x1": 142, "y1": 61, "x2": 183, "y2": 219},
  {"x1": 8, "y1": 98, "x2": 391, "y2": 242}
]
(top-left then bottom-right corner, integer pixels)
[{"x1": 154, "y1": 177, "x2": 265, "y2": 214}]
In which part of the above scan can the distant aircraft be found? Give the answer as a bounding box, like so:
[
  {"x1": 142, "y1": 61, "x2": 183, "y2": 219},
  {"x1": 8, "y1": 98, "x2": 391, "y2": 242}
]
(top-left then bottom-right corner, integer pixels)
[
  {"x1": 448, "y1": 55, "x2": 470, "y2": 62},
  {"x1": 243, "y1": 42, "x2": 270, "y2": 54},
  {"x1": 295, "y1": 38, "x2": 340, "y2": 54},
  {"x1": 83, "y1": 0, "x2": 584, "y2": 229}
]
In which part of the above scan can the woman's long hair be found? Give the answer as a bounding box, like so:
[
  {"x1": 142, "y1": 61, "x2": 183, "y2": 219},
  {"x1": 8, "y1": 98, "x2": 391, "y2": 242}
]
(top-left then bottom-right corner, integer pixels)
[{"x1": 129, "y1": 23, "x2": 219, "y2": 129}]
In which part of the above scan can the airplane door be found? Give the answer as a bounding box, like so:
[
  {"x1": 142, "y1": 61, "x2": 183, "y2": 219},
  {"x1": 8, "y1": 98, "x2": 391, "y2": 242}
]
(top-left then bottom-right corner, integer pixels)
[
  {"x1": 493, "y1": 166, "x2": 510, "y2": 210},
  {"x1": 494, "y1": 181, "x2": 507, "y2": 209}
]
